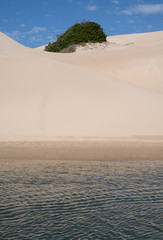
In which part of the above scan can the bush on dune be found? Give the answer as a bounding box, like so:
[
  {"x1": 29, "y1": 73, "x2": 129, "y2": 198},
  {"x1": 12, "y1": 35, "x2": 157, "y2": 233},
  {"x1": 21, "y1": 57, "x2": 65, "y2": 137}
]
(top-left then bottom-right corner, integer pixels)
[{"x1": 45, "y1": 21, "x2": 107, "y2": 53}]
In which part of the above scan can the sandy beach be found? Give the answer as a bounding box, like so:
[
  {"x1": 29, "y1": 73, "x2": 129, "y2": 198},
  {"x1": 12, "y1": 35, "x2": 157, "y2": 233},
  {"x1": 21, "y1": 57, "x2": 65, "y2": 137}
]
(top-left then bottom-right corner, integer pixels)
[
  {"x1": 0, "y1": 136, "x2": 163, "y2": 160},
  {"x1": 0, "y1": 31, "x2": 163, "y2": 159}
]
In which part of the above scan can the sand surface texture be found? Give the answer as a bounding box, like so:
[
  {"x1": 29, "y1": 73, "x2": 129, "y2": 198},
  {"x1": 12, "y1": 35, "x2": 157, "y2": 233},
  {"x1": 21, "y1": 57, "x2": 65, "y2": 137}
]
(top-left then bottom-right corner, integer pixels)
[
  {"x1": 0, "y1": 136, "x2": 163, "y2": 160},
  {"x1": 1, "y1": 31, "x2": 163, "y2": 141}
]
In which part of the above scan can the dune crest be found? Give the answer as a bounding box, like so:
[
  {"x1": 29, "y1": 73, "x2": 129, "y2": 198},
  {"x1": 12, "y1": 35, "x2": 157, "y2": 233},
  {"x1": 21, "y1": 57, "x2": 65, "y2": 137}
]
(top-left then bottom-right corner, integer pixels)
[
  {"x1": 0, "y1": 32, "x2": 28, "y2": 53},
  {"x1": 0, "y1": 31, "x2": 163, "y2": 141}
]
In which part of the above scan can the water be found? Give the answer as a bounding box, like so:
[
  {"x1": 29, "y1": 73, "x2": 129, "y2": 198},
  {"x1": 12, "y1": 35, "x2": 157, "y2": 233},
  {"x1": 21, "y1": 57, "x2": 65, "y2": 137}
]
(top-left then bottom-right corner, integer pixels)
[{"x1": 0, "y1": 159, "x2": 162, "y2": 239}]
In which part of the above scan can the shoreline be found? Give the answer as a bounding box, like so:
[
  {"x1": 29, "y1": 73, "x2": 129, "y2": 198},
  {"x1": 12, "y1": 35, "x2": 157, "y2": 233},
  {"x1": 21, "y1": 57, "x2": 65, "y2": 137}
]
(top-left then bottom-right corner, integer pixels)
[{"x1": 1, "y1": 136, "x2": 163, "y2": 160}]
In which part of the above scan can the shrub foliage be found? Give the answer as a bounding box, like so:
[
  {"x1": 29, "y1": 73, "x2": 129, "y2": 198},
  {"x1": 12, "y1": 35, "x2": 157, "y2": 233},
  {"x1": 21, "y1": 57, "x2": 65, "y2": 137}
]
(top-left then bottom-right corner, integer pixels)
[{"x1": 45, "y1": 21, "x2": 107, "y2": 53}]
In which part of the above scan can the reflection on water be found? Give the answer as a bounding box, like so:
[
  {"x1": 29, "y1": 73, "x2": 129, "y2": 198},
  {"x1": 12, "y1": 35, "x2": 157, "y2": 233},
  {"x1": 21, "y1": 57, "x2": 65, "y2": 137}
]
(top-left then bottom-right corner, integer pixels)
[{"x1": 0, "y1": 159, "x2": 162, "y2": 239}]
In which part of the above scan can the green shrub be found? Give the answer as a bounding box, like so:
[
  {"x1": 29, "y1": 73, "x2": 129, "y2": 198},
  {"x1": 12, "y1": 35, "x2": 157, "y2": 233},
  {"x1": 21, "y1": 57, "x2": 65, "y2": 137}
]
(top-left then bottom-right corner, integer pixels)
[{"x1": 45, "y1": 21, "x2": 107, "y2": 53}]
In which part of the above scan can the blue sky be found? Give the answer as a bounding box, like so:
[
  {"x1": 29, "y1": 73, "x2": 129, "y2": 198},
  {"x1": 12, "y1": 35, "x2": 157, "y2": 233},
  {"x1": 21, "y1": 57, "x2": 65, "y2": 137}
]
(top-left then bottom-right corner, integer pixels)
[{"x1": 0, "y1": 0, "x2": 163, "y2": 48}]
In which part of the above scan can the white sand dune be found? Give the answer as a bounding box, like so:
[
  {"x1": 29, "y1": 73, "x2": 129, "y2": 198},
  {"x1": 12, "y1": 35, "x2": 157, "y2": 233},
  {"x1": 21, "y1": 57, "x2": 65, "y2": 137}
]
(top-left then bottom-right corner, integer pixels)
[
  {"x1": 46, "y1": 31, "x2": 163, "y2": 94},
  {"x1": 0, "y1": 31, "x2": 163, "y2": 141}
]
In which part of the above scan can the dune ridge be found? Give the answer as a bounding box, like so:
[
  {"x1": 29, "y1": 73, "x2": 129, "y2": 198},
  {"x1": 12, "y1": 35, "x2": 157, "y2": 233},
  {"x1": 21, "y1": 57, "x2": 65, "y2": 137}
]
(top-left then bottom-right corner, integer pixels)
[{"x1": 0, "y1": 31, "x2": 163, "y2": 143}]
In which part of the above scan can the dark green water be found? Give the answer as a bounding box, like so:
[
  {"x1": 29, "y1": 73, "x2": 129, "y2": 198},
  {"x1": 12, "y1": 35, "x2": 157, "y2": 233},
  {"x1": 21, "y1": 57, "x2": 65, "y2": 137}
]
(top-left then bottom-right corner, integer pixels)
[{"x1": 0, "y1": 159, "x2": 162, "y2": 239}]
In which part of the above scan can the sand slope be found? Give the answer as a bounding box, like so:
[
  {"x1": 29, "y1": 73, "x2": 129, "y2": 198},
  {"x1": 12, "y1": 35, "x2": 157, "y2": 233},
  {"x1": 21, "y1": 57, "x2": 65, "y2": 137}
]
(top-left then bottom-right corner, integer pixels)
[
  {"x1": 44, "y1": 31, "x2": 163, "y2": 94},
  {"x1": 0, "y1": 31, "x2": 163, "y2": 141}
]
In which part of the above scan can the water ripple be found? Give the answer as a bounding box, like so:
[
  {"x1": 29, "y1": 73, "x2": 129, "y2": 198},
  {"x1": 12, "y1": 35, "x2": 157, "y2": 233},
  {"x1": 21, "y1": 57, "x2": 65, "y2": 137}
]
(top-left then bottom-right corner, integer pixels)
[{"x1": 0, "y1": 159, "x2": 163, "y2": 239}]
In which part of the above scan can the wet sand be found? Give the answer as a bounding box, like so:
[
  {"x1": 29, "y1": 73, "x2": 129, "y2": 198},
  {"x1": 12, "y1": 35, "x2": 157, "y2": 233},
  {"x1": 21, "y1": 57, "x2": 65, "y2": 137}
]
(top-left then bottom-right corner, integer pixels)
[{"x1": 1, "y1": 137, "x2": 163, "y2": 160}]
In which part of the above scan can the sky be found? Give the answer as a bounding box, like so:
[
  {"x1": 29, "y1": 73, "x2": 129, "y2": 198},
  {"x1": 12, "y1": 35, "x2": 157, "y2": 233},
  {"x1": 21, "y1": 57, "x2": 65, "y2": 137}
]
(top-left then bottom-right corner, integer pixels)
[{"x1": 0, "y1": 0, "x2": 163, "y2": 48}]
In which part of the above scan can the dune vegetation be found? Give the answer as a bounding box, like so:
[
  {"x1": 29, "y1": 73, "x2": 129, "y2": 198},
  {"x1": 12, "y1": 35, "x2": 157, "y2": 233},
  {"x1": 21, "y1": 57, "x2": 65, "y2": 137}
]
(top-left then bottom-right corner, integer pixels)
[{"x1": 45, "y1": 21, "x2": 107, "y2": 53}]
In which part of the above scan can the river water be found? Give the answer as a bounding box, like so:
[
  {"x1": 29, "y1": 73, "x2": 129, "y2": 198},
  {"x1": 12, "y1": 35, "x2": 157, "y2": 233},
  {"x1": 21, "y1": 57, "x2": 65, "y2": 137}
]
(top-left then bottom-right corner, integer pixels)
[{"x1": 0, "y1": 159, "x2": 162, "y2": 239}]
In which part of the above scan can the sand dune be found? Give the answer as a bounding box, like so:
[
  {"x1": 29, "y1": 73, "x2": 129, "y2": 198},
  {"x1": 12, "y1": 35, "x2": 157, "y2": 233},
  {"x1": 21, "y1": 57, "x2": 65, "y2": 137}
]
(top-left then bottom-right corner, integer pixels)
[
  {"x1": 0, "y1": 31, "x2": 163, "y2": 141},
  {"x1": 44, "y1": 31, "x2": 163, "y2": 94},
  {"x1": 0, "y1": 32, "x2": 28, "y2": 53}
]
